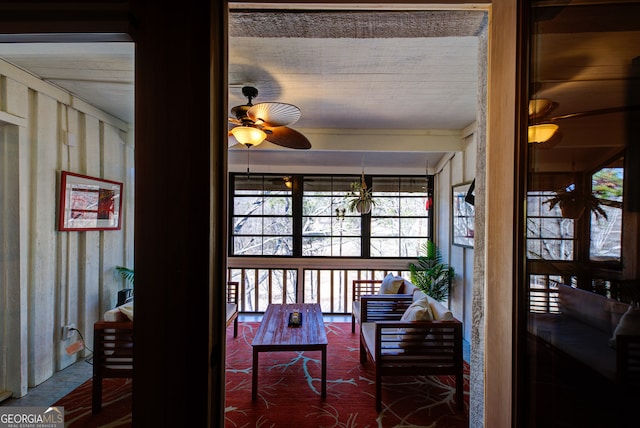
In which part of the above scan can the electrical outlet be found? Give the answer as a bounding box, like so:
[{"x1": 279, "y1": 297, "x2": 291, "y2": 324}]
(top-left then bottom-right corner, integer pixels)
[{"x1": 62, "y1": 324, "x2": 76, "y2": 340}]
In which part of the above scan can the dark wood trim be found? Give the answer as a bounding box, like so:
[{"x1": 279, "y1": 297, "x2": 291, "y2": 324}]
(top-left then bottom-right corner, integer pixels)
[
  {"x1": 132, "y1": 1, "x2": 215, "y2": 426},
  {"x1": 229, "y1": 0, "x2": 489, "y2": 5}
]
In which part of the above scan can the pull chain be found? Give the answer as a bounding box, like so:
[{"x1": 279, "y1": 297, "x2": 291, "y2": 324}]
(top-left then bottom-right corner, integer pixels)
[{"x1": 246, "y1": 144, "x2": 253, "y2": 178}]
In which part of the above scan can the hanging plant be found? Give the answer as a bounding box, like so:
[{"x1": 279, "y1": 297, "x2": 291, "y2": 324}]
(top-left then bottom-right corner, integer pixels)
[
  {"x1": 543, "y1": 185, "x2": 607, "y2": 220},
  {"x1": 345, "y1": 171, "x2": 376, "y2": 214}
]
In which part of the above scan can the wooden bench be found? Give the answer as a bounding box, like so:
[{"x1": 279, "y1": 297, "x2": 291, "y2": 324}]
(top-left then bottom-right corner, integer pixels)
[
  {"x1": 529, "y1": 283, "x2": 640, "y2": 390},
  {"x1": 92, "y1": 320, "x2": 133, "y2": 414},
  {"x1": 352, "y1": 279, "x2": 382, "y2": 333},
  {"x1": 352, "y1": 277, "x2": 420, "y2": 333},
  {"x1": 91, "y1": 280, "x2": 239, "y2": 413},
  {"x1": 226, "y1": 280, "x2": 239, "y2": 337},
  {"x1": 359, "y1": 294, "x2": 464, "y2": 411}
]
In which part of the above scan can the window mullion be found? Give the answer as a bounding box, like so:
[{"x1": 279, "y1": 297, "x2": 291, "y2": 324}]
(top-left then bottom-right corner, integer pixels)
[
  {"x1": 292, "y1": 175, "x2": 303, "y2": 257},
  {"x1": 361, "y1": 174, "x2": 372, "y2": 257}
]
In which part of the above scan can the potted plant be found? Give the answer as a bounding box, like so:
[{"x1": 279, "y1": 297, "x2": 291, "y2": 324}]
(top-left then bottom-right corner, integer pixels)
[
  {"x1": 115, "y1": 266, "x2": 134, "y2": 286},
  {"x1": 114, "y1": 266, "x2": 134, "y2": 306},
  {"x1": 408, "y1": 240, "x2": 455, "y2": 302},
  {"x1": 543, "y1": 185, "x2": 607, "y2": 220},
  {"x1": 345, "y1": 171, "x2": 376, "y2": 214}
]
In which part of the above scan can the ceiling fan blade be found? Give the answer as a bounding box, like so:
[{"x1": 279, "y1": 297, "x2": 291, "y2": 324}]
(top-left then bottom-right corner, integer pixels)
[
  {"x1": 264, "y1": 126, "x2": 311, "y2": 149},
  {"x1": 547, "y1": 105, "x2": 640, "y2": 122},
  {"x1": 229, "y1": 117, "x2": 242, "y2": 125},
  {"x1": 248, "y1": 102, "x2": 301, "y2": 127},
  {"x1": 532, "y1": 105, "x2": 640, "y2": 124}
]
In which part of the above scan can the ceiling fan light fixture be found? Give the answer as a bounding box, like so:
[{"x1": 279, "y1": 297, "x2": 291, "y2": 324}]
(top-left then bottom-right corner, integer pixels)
[
  {"x1": 231, "y1": 126, "x2": 266, "y2": 147},
  {"x1": 529, "y1": 98, "x2": 554, "y2": 119},
  {"x1": 528, "y1": 123, "x2": 559, "y2": 144},
  {"x1": 228, "y1": 85, "x2": 310, "y2": 150}
]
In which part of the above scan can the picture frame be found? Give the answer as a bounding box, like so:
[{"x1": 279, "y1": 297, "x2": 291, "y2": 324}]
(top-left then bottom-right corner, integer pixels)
[
  {"x1": 452, "y1": 181, "x2": 475, "y2": 248},
  {"x1": 58, "y1": 171, "x2": 123, "y2": 231}
]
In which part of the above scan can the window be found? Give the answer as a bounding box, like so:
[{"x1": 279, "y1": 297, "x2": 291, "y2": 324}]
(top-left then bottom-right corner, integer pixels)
[
  {"x1": 231, "y1": 175, "x2": 293, "y2": 256},
  {"x1": 302, "y1": 176, "x2": 361, "y2": 256},
  {"x1": 589, "y1": 164, "x2": 623, "y2": 262},
  {"x1": 369, "y1": 176, "x2": 432, "y2": 257},
  {"x1": 230, "y1": 173, "x2": 433, "y2": 257},
  {"x1": 526, "y1": 190, "x2": 574, "y2": 261}
]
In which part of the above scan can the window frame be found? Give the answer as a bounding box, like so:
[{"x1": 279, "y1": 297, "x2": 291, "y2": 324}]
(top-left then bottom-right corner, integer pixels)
[{"x1": 229, "y1": 173, "x2": 434, "y2": 258}]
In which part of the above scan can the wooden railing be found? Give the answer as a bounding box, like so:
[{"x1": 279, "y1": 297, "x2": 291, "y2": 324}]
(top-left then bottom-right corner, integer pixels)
[
  {"x1": 528, "y1": 274, "x2": 561, "y2": 313},
  {"x1": 227, "y1": 257, "x2": 414, "y2": 314},
  {"x1": 227, "y1": 260, "x2": 590, "y2": 316}
]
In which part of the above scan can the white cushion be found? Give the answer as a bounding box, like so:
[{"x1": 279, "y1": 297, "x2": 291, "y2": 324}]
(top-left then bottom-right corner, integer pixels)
[
  {"x1": 609, "y1": 305, "x2": 640, "y2": 348},
  {"x1": 226, "y1": 303, "x2": 238, "y2": 323},
  {"x1": 400, "y1": 280, "x2": 418, "y2": 295},
  {"x1": 558, "y1": 284, "x2": 613, "y2": 334},
  {"x1": 352, "y1": 301, "x2": 361, "y2": 322},
  {"x1": 429, "y1": 302, "x2": 454, "y2": 321},
  {"x1": 118, "y1": 301, "x2": 134, "y2": 321},
  {"x1": 103, "y1": 307, "x2": 127, "y2": 322},
  {"x1": 378, "y1": 272, "x2": 404, "y2": 294},
  {"x1": 401, "y1": 297, "x2": 434, "y2": 322},
  {"x1": 425, "y1": 295, "x2": 454, "y2": 321}
]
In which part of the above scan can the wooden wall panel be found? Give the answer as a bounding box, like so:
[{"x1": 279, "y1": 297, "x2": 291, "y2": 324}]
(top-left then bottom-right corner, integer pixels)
[{"x1": 485, "y1": 0, "x2": 518, "y2": 427}]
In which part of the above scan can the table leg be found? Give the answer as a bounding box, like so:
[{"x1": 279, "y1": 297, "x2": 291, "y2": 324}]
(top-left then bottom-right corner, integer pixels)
[
  {"x1": 252, "y1": 348, "x2": 258, "y2": 401},
  {"x1": 321, "y1": 345, "x2": 327, "y2": 398}
]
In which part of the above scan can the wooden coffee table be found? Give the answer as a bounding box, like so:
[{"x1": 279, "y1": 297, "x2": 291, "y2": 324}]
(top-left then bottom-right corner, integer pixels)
[{"x1": 251, "y1": 303, "x2": 328, "y2": 401}]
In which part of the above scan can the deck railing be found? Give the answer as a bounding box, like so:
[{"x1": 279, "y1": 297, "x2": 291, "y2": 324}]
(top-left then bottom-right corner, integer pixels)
[
  {"x1": 528, "y1": 275, "x2": 562, "y2": 314},
  {"x1": 228, "y1": 260, "x2": 583, "y2": 316},
  {"x1": 227, "y1": 257, "x2": 412, "y2": 314}
]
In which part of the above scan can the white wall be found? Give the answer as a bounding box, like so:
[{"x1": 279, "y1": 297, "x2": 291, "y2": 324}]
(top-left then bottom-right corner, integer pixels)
[
  {"x1": 435, "y1": 126, "x2": 477, "y2": 340},
  {"x1": 0, "y1": 58, "x2": 134, "y2": 397}
]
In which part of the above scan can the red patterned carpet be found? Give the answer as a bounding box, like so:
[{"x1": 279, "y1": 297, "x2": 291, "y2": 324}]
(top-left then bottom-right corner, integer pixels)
[
  {"x1": 54, "y1": 322, "x2": 469, "y2": 427},
  {"x1": 53, "y1": 377, "x2": 132, "y2": 427},
  {"x1": 225, "y1": 322, "x2": 469, "y2": 427}
]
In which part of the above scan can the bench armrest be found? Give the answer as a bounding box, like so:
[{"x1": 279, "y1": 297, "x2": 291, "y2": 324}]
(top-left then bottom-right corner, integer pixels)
[
  {"x1": 616, "y1": 334, "x2": 640, "y2": 388},
  {"x1": 373, "y1": 320, "x2": 463, "y2": 362},
  {"x1": 361, "y1": 294, "x2": 413, "y2": 322},
  {"x1": 93, "y1": 321, "x2": 134, "y2": 373},
  {"x1": 227, "y1": 281, "x2": 239, "y2": 305},
  {"x1": 353, "y1": 280, "x2": 383, "y2": 301}
]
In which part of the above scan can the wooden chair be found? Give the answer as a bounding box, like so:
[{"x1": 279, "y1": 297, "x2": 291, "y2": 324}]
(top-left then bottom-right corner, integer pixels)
[
  {"x1": 92, "y1": 321, "x2": 133, "y2": 414},
  {"x1": 227, "y1": 281, "x2": 239, "y2": 337}
]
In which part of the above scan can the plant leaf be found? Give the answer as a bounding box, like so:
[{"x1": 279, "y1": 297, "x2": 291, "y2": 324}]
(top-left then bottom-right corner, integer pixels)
[{"x1": 115, "y1": 266, "x2": 134, "y2": 286}]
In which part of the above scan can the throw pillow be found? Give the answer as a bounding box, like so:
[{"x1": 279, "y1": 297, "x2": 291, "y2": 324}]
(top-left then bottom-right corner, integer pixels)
[
  {"x1": 609, "y1": 304, "x2": 640, "y2": 349},
  {"x1": 401, "y1": 297, "x2": 435, "y2": 322},
  {"x1": 378, "y1": 272, "x2": 404, "y2": 294},
  {"x1": 399, "y1": 297, "x2": 434, "y2": 348}
]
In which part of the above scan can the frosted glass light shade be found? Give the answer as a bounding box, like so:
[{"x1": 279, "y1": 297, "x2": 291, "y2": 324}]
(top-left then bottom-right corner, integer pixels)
[
  {"x1": 529, "y1": 99, "x2": 554, "y2": 119},
  {"x1": 528, "y1": 124, "x2": 559, "y2": 144},
  {"x1": 231, "y1": 126, "x2": 266, "y2": 147}
]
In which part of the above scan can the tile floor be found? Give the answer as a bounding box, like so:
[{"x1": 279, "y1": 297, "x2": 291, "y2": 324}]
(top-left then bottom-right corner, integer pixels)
[
  {"x1": 0, "y1": 314, "x2": 471, "y2": 407},
  {"x1": 0, "y1": 357, "x2": 93, "y2": 407}
]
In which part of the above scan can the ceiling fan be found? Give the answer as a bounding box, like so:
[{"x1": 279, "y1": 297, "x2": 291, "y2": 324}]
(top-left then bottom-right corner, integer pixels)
[
  {"x1": 528, "y1": 98, "x2": 640, "y2": 144},
  {"x1": 228, "y1": 86, "x2": 311, "y2": 150}
]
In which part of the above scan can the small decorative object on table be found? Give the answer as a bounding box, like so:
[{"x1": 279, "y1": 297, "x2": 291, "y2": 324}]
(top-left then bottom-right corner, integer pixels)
[{"x1": 288, "y1": 311, "x2": 302, "y2": 327}]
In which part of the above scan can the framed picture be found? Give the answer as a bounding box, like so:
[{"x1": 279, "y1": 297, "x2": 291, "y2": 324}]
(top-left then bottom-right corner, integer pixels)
[
  {"x1": 58, "y1": 171, "x2": 123, "y2": 231},
  {"x1": 452, "y1": 181, "x2": 475, "y2": 248}
]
